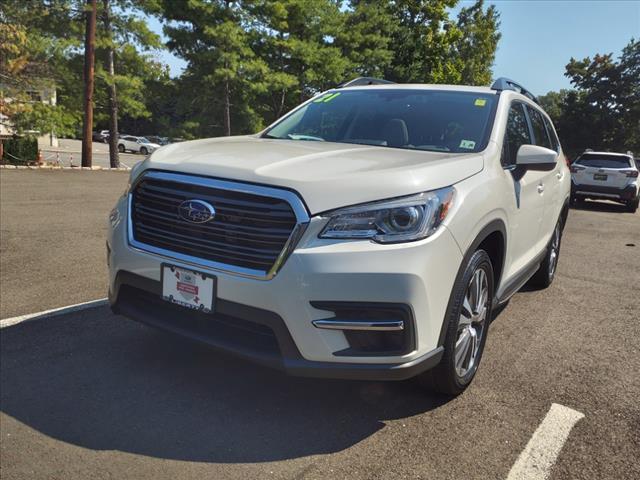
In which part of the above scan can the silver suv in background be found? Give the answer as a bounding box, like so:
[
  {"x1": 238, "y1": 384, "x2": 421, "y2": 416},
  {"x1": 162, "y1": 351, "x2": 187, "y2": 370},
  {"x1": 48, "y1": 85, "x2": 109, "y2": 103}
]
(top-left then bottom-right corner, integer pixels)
[{"x1": 570, "y1": 151, "x2": 639, "y2": 212}]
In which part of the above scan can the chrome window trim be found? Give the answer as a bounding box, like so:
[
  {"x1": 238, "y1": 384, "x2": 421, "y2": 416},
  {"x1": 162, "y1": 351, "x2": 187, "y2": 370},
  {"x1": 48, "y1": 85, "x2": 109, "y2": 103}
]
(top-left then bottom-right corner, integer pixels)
[{"x1": 127, "y1": 170, "x2": 310, "y2": 280}]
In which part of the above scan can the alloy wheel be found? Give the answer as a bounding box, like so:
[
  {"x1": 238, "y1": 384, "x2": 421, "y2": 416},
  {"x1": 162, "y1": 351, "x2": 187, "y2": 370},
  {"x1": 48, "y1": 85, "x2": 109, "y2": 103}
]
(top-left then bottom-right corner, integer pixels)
[{"x1": 455, "y1": 268, "x2": 489, "y2": 378}]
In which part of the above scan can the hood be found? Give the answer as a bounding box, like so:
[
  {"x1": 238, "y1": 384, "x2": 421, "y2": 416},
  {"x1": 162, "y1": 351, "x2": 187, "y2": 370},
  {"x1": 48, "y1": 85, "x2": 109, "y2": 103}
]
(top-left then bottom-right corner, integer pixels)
[
  {"x1": 142, "y1": 142, "x2": 161, "y2": 149},
  {"x1": 143, "y1": 136, "x2": 484, "y2": 214}
]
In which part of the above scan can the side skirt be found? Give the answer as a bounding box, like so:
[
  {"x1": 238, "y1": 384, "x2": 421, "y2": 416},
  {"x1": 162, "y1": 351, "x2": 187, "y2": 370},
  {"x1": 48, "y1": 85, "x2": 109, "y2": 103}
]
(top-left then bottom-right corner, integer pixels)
[{"x1": 495, "y1": 250, "x2": 546, "y2": 305}]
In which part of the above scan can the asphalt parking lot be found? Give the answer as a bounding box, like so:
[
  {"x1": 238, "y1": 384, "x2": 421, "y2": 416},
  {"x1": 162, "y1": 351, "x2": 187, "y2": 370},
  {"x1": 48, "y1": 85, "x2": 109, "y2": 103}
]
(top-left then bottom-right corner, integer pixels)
[{"x1": 1, "y1": 170, "x2": 639, "y2": 479}]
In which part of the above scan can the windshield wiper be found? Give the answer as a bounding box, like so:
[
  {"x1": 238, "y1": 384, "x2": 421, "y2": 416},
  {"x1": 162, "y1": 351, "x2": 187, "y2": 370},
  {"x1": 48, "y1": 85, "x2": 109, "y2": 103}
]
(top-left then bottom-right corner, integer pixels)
[{"x1": 287, "y1": 133, "x2": 325, "y2": 142}]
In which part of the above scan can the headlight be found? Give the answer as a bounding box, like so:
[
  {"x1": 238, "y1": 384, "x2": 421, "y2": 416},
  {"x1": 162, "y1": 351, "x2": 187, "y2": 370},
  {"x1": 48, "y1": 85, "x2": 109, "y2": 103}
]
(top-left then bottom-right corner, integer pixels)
[
  {"x1": 319, "y1": 187, "x2": 454, "y2": 243},
  {"x1": 124, "y1": 160, "x2": 145, "y2": 196}
]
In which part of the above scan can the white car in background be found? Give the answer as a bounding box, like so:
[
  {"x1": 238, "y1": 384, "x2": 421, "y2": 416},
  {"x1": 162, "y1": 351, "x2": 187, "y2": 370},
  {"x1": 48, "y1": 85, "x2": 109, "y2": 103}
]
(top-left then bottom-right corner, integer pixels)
[
  {"x1": 570, "y1": 151, "x2": 639, "y2": 212},
  {"x1": 118, "y1": 135, "x2": 161, "y2": 155}
]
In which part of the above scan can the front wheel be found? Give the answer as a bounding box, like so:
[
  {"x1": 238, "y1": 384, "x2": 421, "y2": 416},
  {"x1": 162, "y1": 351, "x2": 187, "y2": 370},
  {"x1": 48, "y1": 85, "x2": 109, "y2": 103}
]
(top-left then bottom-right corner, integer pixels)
[
  {"x1": 140, "y1": 146, "x2": 148, "y2": 156},
  {"x1": 528, "y1": 219, "x2": 562, "y2": 288},
  {"x1": 416, "y1": 250, "x2": 493, "y2": 396}
]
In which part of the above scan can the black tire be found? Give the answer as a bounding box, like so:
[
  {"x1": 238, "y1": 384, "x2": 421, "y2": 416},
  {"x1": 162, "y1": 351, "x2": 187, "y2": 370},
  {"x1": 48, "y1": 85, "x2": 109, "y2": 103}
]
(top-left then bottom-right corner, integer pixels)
[
  {"x1": 118, "y1": 144, "x2": 125, "y2": 153},
  {"x1": 140, "y1": 146, "x2": 148, "y2": 156},
  {"x1": 570, "y1": 195, "x2": 585, "y2": 207},
  {"x1": 626, "y1": 197, "x2": 639, "y2": 213},
  {"x1": 528, "y1": 218, "x2": 562, "y2": 289},
  {"x1": 416, "y1": 249, "x2": 494, "y2": 396}
]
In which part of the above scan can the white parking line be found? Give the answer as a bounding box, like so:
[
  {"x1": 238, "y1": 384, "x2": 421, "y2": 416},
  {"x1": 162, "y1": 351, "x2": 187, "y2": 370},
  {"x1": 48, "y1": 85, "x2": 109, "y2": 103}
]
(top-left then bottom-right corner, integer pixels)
[
  {"x1": 0, "y1": 298, "x2": 108, "y2": 329},
  {"x1": 506, "y1": 403, "x2": 584, "y2": 480}
]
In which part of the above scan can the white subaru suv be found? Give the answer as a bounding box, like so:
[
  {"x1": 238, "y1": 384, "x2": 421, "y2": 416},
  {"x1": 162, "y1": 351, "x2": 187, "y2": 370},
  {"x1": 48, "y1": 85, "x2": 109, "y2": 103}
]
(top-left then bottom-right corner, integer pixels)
[
  {"x1": 570, "y1": 151, "x2": 639, "y2": 212},
  {"x1": 108, "y1": 77, "x2": 570, "y2": 395}
]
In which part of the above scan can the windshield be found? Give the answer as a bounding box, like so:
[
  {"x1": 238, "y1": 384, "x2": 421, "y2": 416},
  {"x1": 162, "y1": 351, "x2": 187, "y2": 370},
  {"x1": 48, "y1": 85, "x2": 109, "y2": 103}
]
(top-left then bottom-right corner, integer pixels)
[
  {"x1": 137, "y1": 137, "x2": 151, "y2": 144},
  {"x1": 263, "y1": 89, "x2": 497, "y2": 153},
  {"x1": 575, "y1": 153, "x2": 632, "y2": 169}
]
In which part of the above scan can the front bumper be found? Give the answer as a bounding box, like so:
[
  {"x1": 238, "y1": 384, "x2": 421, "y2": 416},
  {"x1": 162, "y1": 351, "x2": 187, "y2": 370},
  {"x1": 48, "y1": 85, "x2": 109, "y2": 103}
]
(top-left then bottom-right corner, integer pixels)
[{"x1": 108, "y1": 194, "x2": 461, "y2": 380}]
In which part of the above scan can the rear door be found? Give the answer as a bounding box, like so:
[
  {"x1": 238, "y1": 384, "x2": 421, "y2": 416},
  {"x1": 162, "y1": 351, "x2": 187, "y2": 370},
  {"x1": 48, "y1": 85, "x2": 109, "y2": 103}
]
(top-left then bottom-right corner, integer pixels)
[
  {"x1": 525, "y1": 105, "x2": 562, "y2": 241},
  {"x1": 572, "y1": 153, "x2": 633, "y2": 189}
]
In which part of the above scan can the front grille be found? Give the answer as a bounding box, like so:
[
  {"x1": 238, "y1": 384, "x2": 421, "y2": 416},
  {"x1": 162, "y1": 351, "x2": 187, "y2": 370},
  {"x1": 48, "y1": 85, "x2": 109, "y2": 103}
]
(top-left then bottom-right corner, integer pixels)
[{"x1": 130, "y1": 172, "x2": 301, "y2": 274}]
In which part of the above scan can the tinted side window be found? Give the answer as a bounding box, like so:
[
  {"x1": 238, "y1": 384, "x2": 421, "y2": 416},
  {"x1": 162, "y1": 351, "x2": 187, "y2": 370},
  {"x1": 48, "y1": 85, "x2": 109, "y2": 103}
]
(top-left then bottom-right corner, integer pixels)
[
  {"x1": 543, "y1": 116, "x2": 560, "y2": 152},
  {"x1": 502, "y1": 103, "x2": 531, "y2": 166},
  {"x1": 528, "y1": 107, "x2": 553, "y2": 149}
]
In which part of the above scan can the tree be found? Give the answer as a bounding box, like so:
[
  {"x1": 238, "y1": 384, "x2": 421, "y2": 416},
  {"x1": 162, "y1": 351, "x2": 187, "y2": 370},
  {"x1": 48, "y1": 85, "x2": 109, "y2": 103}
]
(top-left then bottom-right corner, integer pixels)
[
  {"x1": 248, "y1": 0, "x2": 351, "y2": 123},
  {"x1": 381, "y1": 0, "x2": 500, "y2": 85},
  {"x1": 0, "y1": 3, "x2": 78, "y2": 140},
  {"x1": 102, "y1": 0, "x2": 119, "y2": 167},
  {"x1": 160, "y1": 0, "x2": 266, "y2": 136},
  {"x1": 384, "y1": 0, "x2": 459, "y2": 83},
  {"x1": 540, "y1": 39, "x2": 639, "y2": 158},
  {"x1": 538, "y1": 89, "x2": 570, "y2": 122},
  {"x1": 336, "y1": 0, "x2": 396, "y2": 79},
  {"x1": 81, "y1": 0, "x2": 98, "y2": 167},
  {"x1": 96, "y1": 0, "x2": 163, "y2": 167},
  {"x1": 453, "y1": 0, "x2": 501, "y2": 85}
]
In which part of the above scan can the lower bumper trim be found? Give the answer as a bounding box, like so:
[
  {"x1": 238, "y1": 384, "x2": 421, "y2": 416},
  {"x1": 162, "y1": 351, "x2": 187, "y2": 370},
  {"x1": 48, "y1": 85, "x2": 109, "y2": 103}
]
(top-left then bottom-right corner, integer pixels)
[
  {"x1": 312, "y1": 319, "x2": 404, "y2": 331},
  {"x1": 110, "y1": 271, "x2": 442, "y2": 381},
  {"x1": 284, "y1": 347, "x2": 444, "y2": 381}
]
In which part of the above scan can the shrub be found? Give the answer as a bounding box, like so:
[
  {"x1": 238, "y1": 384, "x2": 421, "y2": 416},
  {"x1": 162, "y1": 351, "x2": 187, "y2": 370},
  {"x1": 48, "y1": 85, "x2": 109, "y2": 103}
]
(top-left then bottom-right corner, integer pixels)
[{"x1": 1, "y1": 136, "x2": 38, "y2": 165}]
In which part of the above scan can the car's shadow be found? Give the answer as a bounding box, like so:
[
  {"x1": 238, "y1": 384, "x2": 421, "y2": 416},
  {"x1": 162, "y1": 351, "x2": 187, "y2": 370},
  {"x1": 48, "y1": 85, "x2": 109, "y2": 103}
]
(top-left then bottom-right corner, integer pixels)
[
  {"x1": 0, "y1": 307, "x2": 451, "y2": 463},
  {"x1": 571, "y1": 200, "x2": 630, "y2": 213}
]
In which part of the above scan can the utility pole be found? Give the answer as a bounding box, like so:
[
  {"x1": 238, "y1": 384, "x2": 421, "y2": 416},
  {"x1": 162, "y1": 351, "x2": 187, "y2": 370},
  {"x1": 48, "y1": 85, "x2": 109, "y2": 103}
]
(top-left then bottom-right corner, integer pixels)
[
  {"x1": 81, "y1": 0, "x2": 97, "y2": 167},
  {"x1": 103, "y1": 0, "x2": 119, "y2": 168}
]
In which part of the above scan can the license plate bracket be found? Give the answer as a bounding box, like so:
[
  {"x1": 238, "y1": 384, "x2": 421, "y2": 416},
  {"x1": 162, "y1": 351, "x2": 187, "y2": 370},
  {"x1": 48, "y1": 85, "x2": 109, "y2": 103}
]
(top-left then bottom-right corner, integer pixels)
[
  {"x1": 161, "y1": 264, "x2": 216, "y2": 313},
  {"x1": 593, "y1": 173, "x2": 608, "y2": 181}
]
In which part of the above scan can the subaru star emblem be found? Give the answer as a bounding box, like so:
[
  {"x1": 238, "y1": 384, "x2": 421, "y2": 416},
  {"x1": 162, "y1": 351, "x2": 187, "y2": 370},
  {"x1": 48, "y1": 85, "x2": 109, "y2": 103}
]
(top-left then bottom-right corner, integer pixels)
[{"x1": 178, "y1": 199, "x2": 216, "y2": 224}]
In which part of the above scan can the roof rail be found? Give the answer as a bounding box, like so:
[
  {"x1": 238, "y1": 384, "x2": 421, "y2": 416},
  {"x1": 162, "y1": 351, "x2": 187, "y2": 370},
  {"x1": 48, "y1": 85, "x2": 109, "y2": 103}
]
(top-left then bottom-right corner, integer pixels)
[
  {"x1": 337, "y1": 77, "x2": 396, "y2": 88},
  {"x1": 491, "y1": 77, "x2": 538, "y2": 104}
]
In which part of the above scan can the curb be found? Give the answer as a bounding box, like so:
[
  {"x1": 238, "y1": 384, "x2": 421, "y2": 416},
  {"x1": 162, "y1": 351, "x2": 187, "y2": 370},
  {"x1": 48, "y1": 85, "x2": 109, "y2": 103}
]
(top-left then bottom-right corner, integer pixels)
[
  {"x1": 0, "y1": 299, "x2": 109, "y2": 329},
  {"x1": 0, "y1": 164, "x2": 130, "y2": 171}
]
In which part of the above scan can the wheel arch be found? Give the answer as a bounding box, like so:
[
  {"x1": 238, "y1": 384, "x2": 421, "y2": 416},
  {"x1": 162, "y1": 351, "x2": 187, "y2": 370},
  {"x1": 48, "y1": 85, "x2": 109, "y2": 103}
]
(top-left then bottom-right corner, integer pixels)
[{"x1": 437, "y1": 219, "x2": 506, "y2": 347}]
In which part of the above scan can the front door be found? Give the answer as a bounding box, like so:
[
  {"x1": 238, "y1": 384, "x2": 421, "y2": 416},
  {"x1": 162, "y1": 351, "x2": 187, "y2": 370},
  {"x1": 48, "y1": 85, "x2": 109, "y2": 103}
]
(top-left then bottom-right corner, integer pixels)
[{"x1": 500, "y1": 102, "x2": 547, "y2": 280}]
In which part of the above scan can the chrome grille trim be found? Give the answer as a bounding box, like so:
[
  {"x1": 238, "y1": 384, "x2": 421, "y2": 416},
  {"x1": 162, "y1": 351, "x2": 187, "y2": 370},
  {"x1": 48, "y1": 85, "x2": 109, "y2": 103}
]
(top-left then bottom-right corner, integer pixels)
[{"x1": 127, "y1": 170, "x2": 310, "y2": 280}]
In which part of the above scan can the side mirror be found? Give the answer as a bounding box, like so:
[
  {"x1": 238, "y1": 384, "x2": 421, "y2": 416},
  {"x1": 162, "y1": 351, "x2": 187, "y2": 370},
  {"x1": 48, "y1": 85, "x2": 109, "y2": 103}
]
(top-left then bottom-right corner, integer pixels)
[{"x1": 516, "y1": 144, "x2": 558, "y2": 171}]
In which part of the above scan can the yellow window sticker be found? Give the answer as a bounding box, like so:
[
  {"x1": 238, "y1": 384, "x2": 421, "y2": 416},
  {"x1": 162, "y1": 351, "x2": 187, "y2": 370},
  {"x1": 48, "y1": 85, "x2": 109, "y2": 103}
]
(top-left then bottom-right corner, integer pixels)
[
  {"x1": 313, "y1": 92, "x2": 341, "y2": 103},
  {"x1": 474, "y1": 98, "x2": 487, "y2": 107},
  {"x1": 459, "y1": 140, "x2": 476, "y2": 149}
]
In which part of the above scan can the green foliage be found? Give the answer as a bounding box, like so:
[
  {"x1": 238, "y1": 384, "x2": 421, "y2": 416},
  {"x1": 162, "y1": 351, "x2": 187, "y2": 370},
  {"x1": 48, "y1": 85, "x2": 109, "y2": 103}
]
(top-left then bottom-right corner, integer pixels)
[
  {"x1": 379, "y1": 0, "x2": 499, "y2": 85},
  {"x1": 2, "y1": 136, "x2": 39, "y2": 164},
  {"x1": 542, "y1": 39, "x2": 639, "y2": 158},
  {"x1": 454, "y1": 0, "x2": 501, "y2": 85},
  {"x1": 3, "y1": 0, "x2": 504, "y2": 139},
  {"x1": 336, "y1": 1, "x2": 396, "y2": 79},
  {"x1": 10, "y1": 102, "x2": 79, "y2": 138}
]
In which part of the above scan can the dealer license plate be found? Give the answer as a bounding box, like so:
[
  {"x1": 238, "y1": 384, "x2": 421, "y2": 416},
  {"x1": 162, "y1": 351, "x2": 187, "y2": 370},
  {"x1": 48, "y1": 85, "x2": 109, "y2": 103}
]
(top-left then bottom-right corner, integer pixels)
[{"x1": 162, "y1": 264, "x2": 215, "y2": 313}]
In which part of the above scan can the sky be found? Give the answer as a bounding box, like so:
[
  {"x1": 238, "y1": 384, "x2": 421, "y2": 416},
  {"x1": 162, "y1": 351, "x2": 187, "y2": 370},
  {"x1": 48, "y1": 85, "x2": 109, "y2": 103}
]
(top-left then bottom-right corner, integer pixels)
[{"x1": 147, "y1": 0, "x2": 640, "y2": 96}]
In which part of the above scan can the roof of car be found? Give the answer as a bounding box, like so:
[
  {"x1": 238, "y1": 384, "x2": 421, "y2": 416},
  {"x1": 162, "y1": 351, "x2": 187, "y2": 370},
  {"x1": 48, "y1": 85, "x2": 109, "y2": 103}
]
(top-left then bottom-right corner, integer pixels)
[
  {"x1": 581, "y1": 151, "x2": 631, "y2": 157},
  {"x1": 335, "y1": 84, "x2": 497, "y2": 94}
]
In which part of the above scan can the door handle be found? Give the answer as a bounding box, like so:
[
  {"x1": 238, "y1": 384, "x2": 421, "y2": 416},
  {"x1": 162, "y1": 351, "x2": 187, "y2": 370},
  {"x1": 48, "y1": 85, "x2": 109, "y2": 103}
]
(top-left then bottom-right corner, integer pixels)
[{"x1": 537, "y1": 183, "x2": 545, "y2": 194}]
